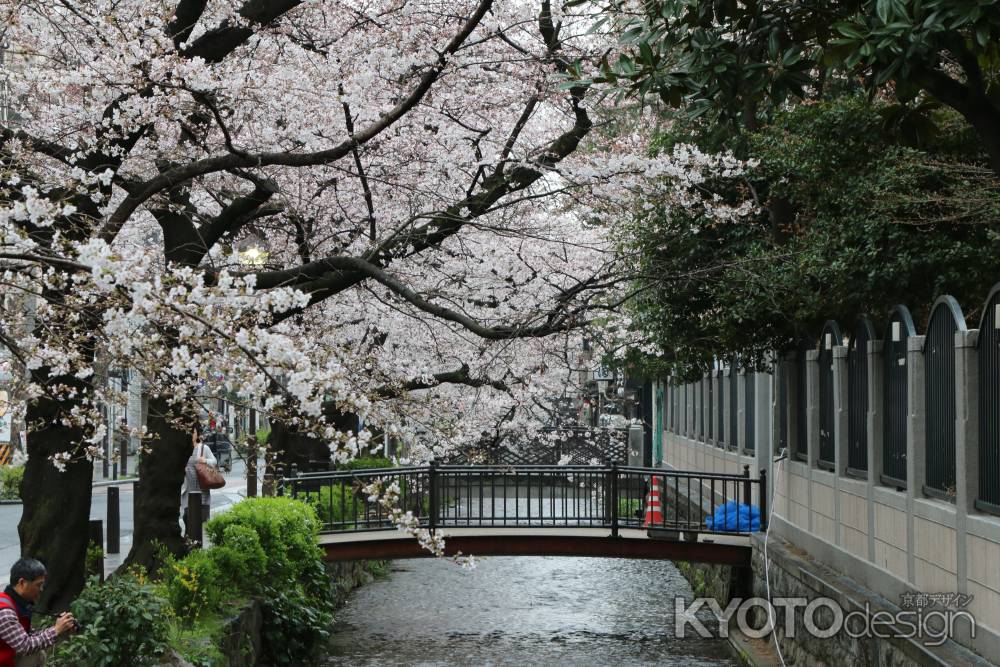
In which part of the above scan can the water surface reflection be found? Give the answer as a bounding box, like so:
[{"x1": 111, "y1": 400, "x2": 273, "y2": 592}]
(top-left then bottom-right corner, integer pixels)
[{"x1": 323, "y1": 556, "x2": 737, "y2": 666}]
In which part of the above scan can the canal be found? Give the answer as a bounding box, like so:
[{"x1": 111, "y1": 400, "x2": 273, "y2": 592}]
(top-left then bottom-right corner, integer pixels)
[{"x1": 322, "y1": 555, "x2": 738, "y2": 666}]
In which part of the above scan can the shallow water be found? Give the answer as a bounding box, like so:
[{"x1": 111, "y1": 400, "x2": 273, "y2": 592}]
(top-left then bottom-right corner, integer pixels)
[{"x1": 322, "y1": 555, "x2": 737, "y2": 666}]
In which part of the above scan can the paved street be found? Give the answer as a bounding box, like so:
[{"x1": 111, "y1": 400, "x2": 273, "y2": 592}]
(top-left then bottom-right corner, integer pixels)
[{"x1": 0, "y1": 457, "x2": 256, "y2": 577}]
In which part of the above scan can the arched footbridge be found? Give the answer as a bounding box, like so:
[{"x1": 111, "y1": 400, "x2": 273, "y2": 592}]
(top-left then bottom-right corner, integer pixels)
[{"x1": 278, "y1": 463, "x2": 768, "y2": 566}]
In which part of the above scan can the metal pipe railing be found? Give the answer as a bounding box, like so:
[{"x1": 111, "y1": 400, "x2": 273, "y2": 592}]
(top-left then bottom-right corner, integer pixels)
[{"x1": 281, "y1": 464, "x2": 765, "y2": 537}]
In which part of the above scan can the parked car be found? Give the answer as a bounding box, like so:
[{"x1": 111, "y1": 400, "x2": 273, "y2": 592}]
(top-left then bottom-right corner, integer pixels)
[{"x1": 204, "y1": 431, "x2": 233, "y2": 472}]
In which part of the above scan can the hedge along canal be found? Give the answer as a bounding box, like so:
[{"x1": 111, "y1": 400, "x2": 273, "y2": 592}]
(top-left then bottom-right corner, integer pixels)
[{"x1": 321, "y1": 555, "x2": 739, "y2": 666}]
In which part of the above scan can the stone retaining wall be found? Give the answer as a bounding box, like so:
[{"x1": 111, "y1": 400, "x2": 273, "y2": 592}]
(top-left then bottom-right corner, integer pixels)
[
  {"x1": 161, "y1": 560, "x2": 377, "y2": 667},
  {"x1": 751, "y1": 533, "x2": 992, "y2": 666}
]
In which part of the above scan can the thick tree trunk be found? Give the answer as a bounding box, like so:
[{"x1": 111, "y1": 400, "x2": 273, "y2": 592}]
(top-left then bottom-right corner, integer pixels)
[
  {"x1": 268, "y1": 420, "x2": 333, "y2": 472},
  {"x1": 965, "y1": 103, "x2": 1000, "y2": 176},
  {"x1": 122, "y1": 396, "x2": 192, "y2": 571},
  {"x1": 18, "y1": 393, "x2": 93, "y2": 613},
  {"x1": 268, "y1": 407, "x2": 359, "y2": 473},
  {"x1": 910, "y1": 66, "x2": 1000, "y2": 175}
]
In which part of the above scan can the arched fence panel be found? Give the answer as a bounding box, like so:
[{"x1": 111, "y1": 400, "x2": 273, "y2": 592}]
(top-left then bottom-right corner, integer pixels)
[
  {"x1": 978, "y1": 285, "x2": 1000, "y2": 515},
  {"x1": 883, "y1": 306, "x2": 915, "y2": 487},
  {"x1": 717, "y1": 369, "x2": 726, "y2": 448},
  {"x1": 778, "y1": 357, "x2": 789, "y2": 455},
  {"x1": 818, "y1": 321, "x2": 843, "y2": 470},
  {"x1": 654, "y1": 386, "x2": 664, "y2": 463},
  {"x1": 924, "y1": 296, "x2": 966, "y2": 499},
  {"x1": 794, "y1": 339, "x2": 811, "y2": 462},
  {"x1": 702, "y1": 373, "x2": 715, "y2": 441},
  {"x1": 729, "y1": 362, "x2": 738, "y2": 451},
  {"x1": 847, "y1": 316, "x2": 876, "y2": 476},
  {"x1": 699, "y1": 378, "x2": 705, "y2": 441},
  {"x1": 673, "y1": 382, "x2": 679, "y2": 434},
  {"x1": 744, "y1": 370, "x2": 756, "y2": 454}
]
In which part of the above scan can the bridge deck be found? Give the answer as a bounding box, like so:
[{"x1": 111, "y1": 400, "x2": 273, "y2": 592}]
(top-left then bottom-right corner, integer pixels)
[{"x1": 319, "y1": 527, "x2": 751, "y2": 565}]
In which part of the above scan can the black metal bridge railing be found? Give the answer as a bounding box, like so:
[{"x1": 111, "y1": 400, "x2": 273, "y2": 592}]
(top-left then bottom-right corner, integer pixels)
[{"x1": 277, "y1": 463, "x2": 768, "y2": 538}]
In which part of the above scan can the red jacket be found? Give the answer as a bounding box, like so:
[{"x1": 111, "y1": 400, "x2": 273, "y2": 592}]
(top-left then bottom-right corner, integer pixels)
[{"x1": 0, "y1": 592, "x2": 30, "y2": 667}]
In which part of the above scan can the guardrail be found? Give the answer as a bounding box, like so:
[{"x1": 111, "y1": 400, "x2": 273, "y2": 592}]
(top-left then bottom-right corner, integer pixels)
[{"x1": 278, "y1": 463, "x2": 767, "y2": 538}]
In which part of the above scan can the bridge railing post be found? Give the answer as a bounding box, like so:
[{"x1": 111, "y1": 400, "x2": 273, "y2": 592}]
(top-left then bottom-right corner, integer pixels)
[
  {"x1": 289, "y1": 463, "x2": 299, "y2": 499},
  {"x1": 759, "y1": 468, "x2": 768, "y2": 530},
  {"x1": 428, "y1": 459, "x2": 439, "y2": 531},
  {"x1": 610, "y1": 461, "x2": 619, "y2": 538}
]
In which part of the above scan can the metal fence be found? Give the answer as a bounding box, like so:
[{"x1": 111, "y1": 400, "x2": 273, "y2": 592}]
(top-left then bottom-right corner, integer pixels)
[
  {"x1": 776, "y1": 357, "x2": 787, "y2": 455},
  {"x1": 717, "y1": 371, "x2": 726, "y2": 448},
  {"x1": 924, "y1": 297, "x2": 965, "y2": 499},
  {"x1": 699, "y1": 378, "x2": 705, "y2": 440},
  {"x1": 282, "y1": 462, "x2": 768, "y2": 537},
  {"x1": 707, "y1": 373, "x2": 714, "y2": 441},
  {"x1": 729, "y1": 365, "x2": 738, "y2": 451},
  {"x1": 795, "y1": 341, "x2": 810, "y2": 462},
  {"x1": 978, "y1": 286, "x2": 1000, "y2": 514},
  {"x1": 818, "y1": 322, "x2": 841, "y2": 470},
  {"x1": 847, "y1": 317, "x2": 875, "y2": 476},
  {"x1": 744, "y1": 371, "x2": 755, "y2": 454},
  {"x1": 660, "y1": 285, "x2": 1000, "y2": 515},
  {"x1": 882, "y1": 306, "x2": 914, "y2": 488}
]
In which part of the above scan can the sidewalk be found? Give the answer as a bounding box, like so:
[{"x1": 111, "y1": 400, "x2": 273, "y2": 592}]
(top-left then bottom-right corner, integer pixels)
[{"x1": 0, "y1": 459, "x2": 255, "y2": 579}]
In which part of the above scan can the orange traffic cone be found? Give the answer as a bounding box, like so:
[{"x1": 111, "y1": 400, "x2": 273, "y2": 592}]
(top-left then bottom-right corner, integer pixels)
[{"x1": 643, "y1": 477, "x2": 664, "y2": 527}]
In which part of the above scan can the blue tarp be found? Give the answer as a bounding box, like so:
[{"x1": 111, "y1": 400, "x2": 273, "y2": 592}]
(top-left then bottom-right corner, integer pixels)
[{"x1": 705, "y1": 501, "x2": 761, "y2": 532}]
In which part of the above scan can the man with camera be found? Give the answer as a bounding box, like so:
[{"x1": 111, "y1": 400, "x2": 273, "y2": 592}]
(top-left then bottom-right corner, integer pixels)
[{"x1": 0, "y1": 558, "x2": 77, "y2": 667}]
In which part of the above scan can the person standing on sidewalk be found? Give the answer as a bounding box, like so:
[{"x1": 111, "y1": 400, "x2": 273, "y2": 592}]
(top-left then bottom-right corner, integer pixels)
[
  {"x1": 181, "y1": 423, "x2": 216, "y2": 536},
  {"x1": 0, "y1": 558, "x2": 76, "y2": 667}
]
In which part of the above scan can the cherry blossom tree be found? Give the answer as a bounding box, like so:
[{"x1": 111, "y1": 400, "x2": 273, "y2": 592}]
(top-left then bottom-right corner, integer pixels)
[{"x1": 0, "y1": 0, "x2": 748, "y2": 608}]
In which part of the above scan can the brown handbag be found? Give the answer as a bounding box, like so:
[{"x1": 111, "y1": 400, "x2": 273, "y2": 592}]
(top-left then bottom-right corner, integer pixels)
[{"x1": 195, "y1": 444, "x2": 226, "y2": 490}]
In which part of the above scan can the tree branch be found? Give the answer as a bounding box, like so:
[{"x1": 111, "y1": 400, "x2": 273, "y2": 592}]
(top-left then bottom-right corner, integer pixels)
[
  {"x1": 341, "y1": 97, "x2": 377, "y2": 241},
  {"x1": 197, "y1": 179, "x2": 279, "y2": 252},
  {"x1": 265, "y1": 255, "x2": 582, "y2": 339},
  {"x1": 370, "y1": 363, "x2": 509, "y2": 398},
  {"x1": 168, "y1": 0, "x2": 210, "y2": 46},
  {"x1": 98, "y1": 0, "x2": 494, "y2": 243}
]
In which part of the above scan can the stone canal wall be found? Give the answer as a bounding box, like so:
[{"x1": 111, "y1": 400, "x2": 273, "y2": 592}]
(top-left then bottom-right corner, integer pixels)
[
  {"x1": 749, "y1": 533, "x2": 990, "y2": 667},
  {"x1": 665, "y1": 475, "x2": 994, "y2": 666},
  {"x1": 161, "y1": 560, "x2": 378, "y2": 667}
]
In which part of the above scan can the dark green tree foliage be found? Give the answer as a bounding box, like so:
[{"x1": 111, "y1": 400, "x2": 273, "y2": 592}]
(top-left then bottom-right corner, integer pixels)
[
  {"x1": 575, "y1": 0, "x2": 1000, "y2": 171},
  {"x1": 626, "y1": 96, "x2": 1000, "y2": 379}
]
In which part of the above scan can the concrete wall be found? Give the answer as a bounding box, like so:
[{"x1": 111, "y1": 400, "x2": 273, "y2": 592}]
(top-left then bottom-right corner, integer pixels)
[{"x1": 655, "y1": 325, "x2": 1000, "y2": 664}]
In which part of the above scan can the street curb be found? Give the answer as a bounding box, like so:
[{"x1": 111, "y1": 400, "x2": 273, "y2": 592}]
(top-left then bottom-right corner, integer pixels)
[{"x1": 0, "y1": 499, "x2": 20, "y2": 505}]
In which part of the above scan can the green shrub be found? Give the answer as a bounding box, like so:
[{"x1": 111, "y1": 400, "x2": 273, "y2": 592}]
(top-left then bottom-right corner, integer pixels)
[
  {"x1": 204, "y1": 497, "x2": 335, "y2": 665},
  {"x1": 366, "y1": 560, "x2": 390, "y2": 579},
  {"x1": 0, "y1": 464, "x2": 23, "y2": 500},
  {"x1": 308, "y1": 482, "x2": 366, "y2": 528},
  {"x1": 206, "y1": 523, "x2": 267, "y2": 592},
  {"x1": 48, "y1": 572, "x2": 171, "y2": 667},
  {"x1": 166, "y1": 614, "x2": 227, "y2": 667},
  {"x1": 618, "y1": 498, "x2": 642, "y2": 518},
  {"x1": 162, "y1": 549, "x2": 235, "y2": 620},
  {"x1": 334, "y1": 456, "x2": 393, "y2": 471},
  {"x1": 260, "y1": 584, "x2": 334, "y2": 666},
  {"x1": 85, "y1": 543, "x2": 104, "y2": 579},
  {"x1": 204, "y1": 497, "x2": 322, "y2": 582}
]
